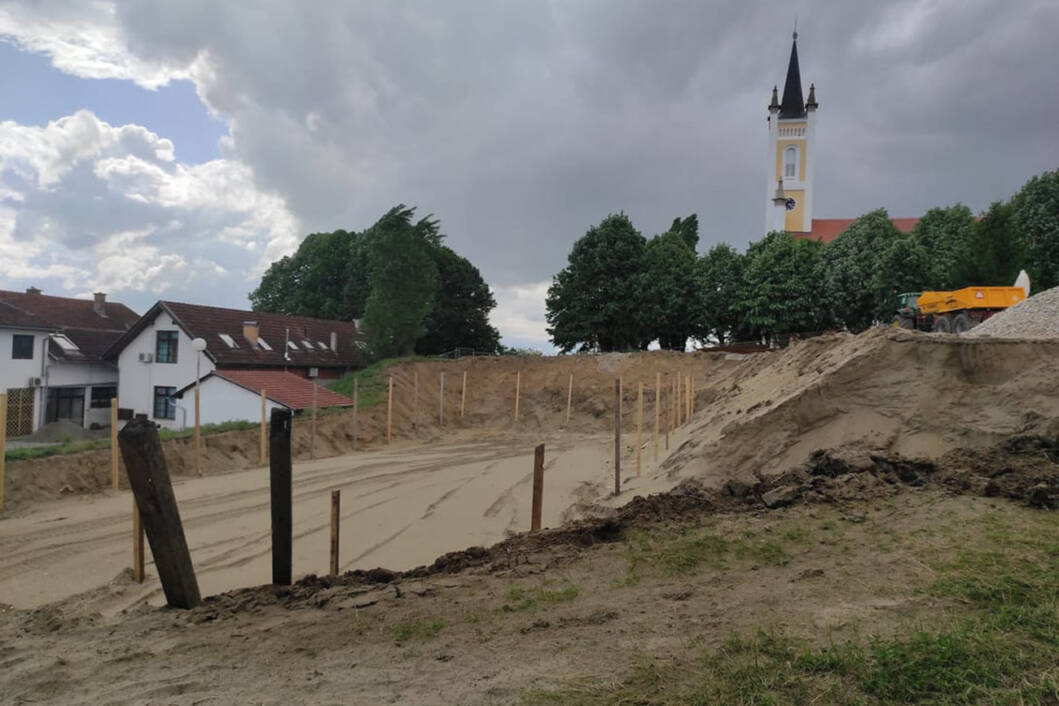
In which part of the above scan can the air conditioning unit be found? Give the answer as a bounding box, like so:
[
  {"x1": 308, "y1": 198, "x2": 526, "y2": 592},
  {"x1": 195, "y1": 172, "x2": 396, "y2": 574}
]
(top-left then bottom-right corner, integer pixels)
[
  {"x1": 138, "y1": 352, "x2": 154, "y2": 363},
  {"x1": 27, "y1": 376, "x2": 42, "y2": 387}
]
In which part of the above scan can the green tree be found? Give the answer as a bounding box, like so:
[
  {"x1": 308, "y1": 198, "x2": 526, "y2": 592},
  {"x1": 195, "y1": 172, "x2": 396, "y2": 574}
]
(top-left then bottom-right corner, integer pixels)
[
  {"x1": 415, "y1": 245, "x2": 501, "y2": 355},
  {"x1": 964, "y1": 201, "x2": 1024, "y2": 286},
  {"x1": 912, "y1": 204, "x2": 977, "y2": 289},
  {"x1": 695, "y1": 243, "x2": 745, "y2": 344},
  {"x1": 873, "y1": 234, "x2": 932, "y2": 320},
  {"x1": 546, "y1": 214, "x2": 648, "y2": 352},
  {"x1": 363, "y1": 206, "x2": 440, "y2": 358},
  {"x1": 737, "y1": 231, "x2": 828, "y2": 345},
  {"x1": 1010, "y1": 169, "x2": 1059, "y2": 290},
  {"x1": 819, "y1": 209, "x2": 903, "y2": 331},
  {"x1": 642, "y1": 231, "x2": 698, "y2": 350},
  {"x1": 668, "y1": 214, "x2": 699, "y2": 251},
  {"x1": 249, "y1": 229, "x2": 361, "y2": 319}
]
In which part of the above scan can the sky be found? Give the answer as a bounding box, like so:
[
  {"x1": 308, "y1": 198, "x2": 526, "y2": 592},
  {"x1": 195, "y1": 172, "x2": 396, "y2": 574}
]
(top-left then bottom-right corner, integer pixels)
[{"x1": 1, "y1": 1, "x2": 1057, "y2": 351}]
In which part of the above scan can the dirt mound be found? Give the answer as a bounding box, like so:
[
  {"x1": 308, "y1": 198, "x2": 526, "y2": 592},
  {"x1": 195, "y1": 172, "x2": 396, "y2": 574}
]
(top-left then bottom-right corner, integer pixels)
[
  {"x1": 660, "y1": 328, "x2": 1059, "y2": 491},
  {"x1": 969, "y1": 284, "x2": 1059, "y2": 338}
]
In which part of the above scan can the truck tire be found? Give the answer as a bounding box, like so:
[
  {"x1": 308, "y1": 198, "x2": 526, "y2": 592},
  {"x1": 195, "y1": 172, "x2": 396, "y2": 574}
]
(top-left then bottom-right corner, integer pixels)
[
  {"x1": 932, "y1": 316, "x2": 952, "y2": 334},
  {"x1": 952, "y1": 313, "x2": 974, "y2": 334},
  {"x1": 892, "y1": 315, "x2": 914, "y2": 330}
]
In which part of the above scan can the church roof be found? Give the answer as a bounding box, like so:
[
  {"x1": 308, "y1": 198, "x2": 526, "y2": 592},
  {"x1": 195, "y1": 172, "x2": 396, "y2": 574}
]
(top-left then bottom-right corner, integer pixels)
[
  {"x1": 779, "y1": 34, "x2": 806, "y2": 119},
  {"x1": 796, "y1": 218, "x2": 921, "y2": 244}
]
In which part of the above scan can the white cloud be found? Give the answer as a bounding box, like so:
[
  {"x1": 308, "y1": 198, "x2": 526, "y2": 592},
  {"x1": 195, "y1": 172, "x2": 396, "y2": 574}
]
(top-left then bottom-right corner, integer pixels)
[
  {"x1": 491, "y1": 281, "x2": 551, "y2": 345},
  {"x1": 0, "y1": 110, "x2": 299, "y2": 307}
]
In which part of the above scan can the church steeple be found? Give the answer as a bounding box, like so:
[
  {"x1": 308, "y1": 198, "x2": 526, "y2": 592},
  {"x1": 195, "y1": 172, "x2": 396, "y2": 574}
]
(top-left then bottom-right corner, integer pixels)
[{"x1": 778, "y1": 32, "x2": 806, "y2": 119}]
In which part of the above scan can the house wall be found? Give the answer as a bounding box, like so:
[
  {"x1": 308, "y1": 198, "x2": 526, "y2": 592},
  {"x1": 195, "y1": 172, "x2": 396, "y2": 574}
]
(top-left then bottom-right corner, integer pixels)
[
  {"x1": 176, "y1": 376, "x2": 287, "y2": 426},
  {"x1": 0, "y1": 328, "x2": 48, "y2": 433},
  {"x1": 117, "y1": 311, "x2": 215, "y2": 430},
  {"x1": 46, "y1": 361, "x2": 120, "y2": 429}
]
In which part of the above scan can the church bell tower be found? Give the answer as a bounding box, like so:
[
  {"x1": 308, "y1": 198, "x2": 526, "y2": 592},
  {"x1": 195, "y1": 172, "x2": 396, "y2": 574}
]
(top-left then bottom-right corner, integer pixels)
[{"x1": 765, "y1": 31, "x2": 818, "y2": 234}]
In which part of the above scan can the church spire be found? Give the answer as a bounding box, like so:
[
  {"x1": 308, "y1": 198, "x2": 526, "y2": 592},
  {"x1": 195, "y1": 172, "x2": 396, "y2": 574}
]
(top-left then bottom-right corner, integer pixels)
[{"x1": 778, "y1": 32, "x2": 806, "y2": 119}]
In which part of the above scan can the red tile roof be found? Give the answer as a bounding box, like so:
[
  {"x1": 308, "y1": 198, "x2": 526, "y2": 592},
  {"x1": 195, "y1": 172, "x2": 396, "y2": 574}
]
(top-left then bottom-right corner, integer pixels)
[
  {"x1": 795, "y1": 217, "x2": 920, "y2": 244},
  {"x1": 179, "y1": 369, "x2": 353, "y2": 411},
  {"x1": 107, "y1": 300, "x2": 365, "y2": 369}
]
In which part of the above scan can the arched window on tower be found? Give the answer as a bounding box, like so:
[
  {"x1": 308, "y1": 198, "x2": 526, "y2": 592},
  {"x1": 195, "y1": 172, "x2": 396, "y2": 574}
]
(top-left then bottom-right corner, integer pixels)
[{"x1": 784, "y1": 146, "x2": 798, "y2": 179}]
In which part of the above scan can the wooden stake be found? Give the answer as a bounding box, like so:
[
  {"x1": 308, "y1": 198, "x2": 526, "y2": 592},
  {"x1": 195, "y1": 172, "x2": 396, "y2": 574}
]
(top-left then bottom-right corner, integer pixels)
[
  {"x1": 690, "y1": 374, "x2": 696, "y2": 415},
  {"x1": 352, "y1": 379, "x2": 359, "y2": 450},
  {"x1": 0, "y1": 393, "x2": 7, "y2": 511},
  {"x1": 439, "y1": 372, "x2": 445, "y2": 427},
  {"x1": 109, "y1": 397, "x2": 118, "y2": 489},
  {"x1": 413, "y1": 371, "x2": 419, "y2": 429},
  {"x1": 132, "y1": 499, "x2": 144, "y2": 583},
  {"x1": 531, "y1": 443, "x2": 545, "y2": 531},
  {"x1": 665, "y1": 380, "x2": 670, "y2": 451},
  {"x1": 460, "y1": 370, "x2": 467, "y2": 418},
  {"x1": 269, "y1": 408, "x2": 293, "y2": 586},
  {"x1": 329, "y1": 489, "x2": 340, "y2": 578},
  {"x1": 310, "y1": 381, "x2": 318, "y2": 460},
  {"x1": 386, "y1": 376, "x2": 393, "y2": 444},
  {"x1": 613, "y1": 379, "x2": 621, "y2": 496},
  {"x1": 686, "y1": 374, "x2": 692, "y2": 422},
  {"x1": 565, "y1": 373, "x2": 573, "y2": 426},
  {"x1": 619, "y1": 376, "x2": 624, "y2": 421},
  {"x1": 194, "y1": 384, "x2": 202, "y2": 477},
  {"x1": 118, "y1": 418, "x2": 200, "y2": 608},
  {"x1": 636, "y1": 382, "x2": 643, "y2": 478},
  {"x1": 259, "y1": 389, "x2": 267, "y2": 465},
  {"x1": 514, "y1": 370, "x2": 521, "y2": 423},
  {"x1": 653, "y1": 373, "x2": 660, "y2": 463}
]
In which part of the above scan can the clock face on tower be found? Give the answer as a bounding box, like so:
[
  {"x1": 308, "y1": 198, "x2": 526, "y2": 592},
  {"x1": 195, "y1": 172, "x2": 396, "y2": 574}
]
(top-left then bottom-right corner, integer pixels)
[{"x1": 785, "y1": 197, "x2": 797, "y2": 211}]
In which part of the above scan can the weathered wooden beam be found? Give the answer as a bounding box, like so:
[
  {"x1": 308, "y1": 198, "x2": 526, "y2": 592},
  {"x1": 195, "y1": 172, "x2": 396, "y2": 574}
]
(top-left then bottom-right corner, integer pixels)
[
  {"x1": 118, "y1": 418, "x2": 200, "y2": 608},
  {"x1": 531, "y1": 443, "x2": 545, "y2": 531},
  {"x1": 269, "y1": 408, "x2": 293, "y2": 586}
]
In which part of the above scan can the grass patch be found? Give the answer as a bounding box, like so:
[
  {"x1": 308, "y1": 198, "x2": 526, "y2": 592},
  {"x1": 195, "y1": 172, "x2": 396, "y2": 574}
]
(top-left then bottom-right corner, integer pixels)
[
  {"x1": 502, "y1": 583, "x2": 580, "y2": 612},
  {"x1": 529, "y1": 506, "x2": 1059, "y2": 705},
  {"x1": 623, "y1": 525, "x2": 797, "y2": 583},
  {"x1": 330, "y1": 356, "x2": 431, "y2": 409},
  {"x1": 394, "y1": 618, "x2": 444, "y2": 644}
]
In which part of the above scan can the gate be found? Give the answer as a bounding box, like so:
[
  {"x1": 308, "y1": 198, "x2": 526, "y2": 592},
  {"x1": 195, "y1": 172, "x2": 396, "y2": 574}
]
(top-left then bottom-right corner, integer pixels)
[{"x1": 5, "y1": 387, "x2": 35, "y2": 437}]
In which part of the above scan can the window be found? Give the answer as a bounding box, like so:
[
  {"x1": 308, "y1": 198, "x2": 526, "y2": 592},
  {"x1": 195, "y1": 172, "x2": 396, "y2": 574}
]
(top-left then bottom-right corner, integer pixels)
[
  {"x1": 316, "y1": 341, "x2": 328, "y2": 350},
  {"x1": 153, "y1": 386, "x2": 177, "y2": 420},
  {"x1": 156, "y1": 330, "x2": 179, "y2": 363},
  {"x1": 46, "y1": 387, "x2": 85, "y2": 424},
  {"x1": 219, "y1": 333, "x2": 238, "y2": 349},
  {"x1": 12, "y1": 334, "x2": 34, "y2": 359},
  {"x1": 301, "y1": 340, "x2": 314, "y2": 350},
  {"x1": 287, "y1": 340, "x2": 298, "y2": 351},
  {"x1": 257, "y1": 337, "x2": 273, "y2": 351},
  {"x1": 90, "y1": 386, "x2": 117, "y2": 408},
  {"x1": 784, "y1": 146, "x2": 798, "y2": 179}
]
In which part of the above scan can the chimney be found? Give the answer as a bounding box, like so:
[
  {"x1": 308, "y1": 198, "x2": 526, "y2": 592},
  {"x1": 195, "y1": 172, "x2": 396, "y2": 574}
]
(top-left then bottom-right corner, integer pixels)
[
  {"x1": 26, "y1": 286, "x2": 41, "y2": 295},
  {"x1": 243, "y1": 321, "x2": 260, "y2": 346},
  {"x1": 93, "y1": 292, "x2": 107, "y2": 316},
  {"x1": 330, "y1": 331, "x2": 338, "y2": 353}
]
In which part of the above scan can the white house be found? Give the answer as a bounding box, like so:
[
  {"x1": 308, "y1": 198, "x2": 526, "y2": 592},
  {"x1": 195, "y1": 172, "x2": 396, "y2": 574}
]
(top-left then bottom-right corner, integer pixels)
[
  {"x1": 174, "y1": 369, "x2": 353, "y2": 426},
  {"x1": 0, "y1": 288, "x2": 138, "y2": 435},
  {"x1": 104, "y1": 300, "x2": 363, "y2": 429}
]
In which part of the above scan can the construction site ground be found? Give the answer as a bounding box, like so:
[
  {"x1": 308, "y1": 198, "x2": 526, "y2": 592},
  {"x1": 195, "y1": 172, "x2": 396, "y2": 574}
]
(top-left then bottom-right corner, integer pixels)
[{"x1": 2, "y1": 328, "x2": 1058, "y2": 704}]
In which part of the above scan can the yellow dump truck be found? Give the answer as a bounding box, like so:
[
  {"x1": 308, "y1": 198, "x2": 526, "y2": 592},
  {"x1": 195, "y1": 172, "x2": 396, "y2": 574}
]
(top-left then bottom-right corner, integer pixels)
[{"x1": 894, "y1": 283, "x2": 1026, "y2": 333}]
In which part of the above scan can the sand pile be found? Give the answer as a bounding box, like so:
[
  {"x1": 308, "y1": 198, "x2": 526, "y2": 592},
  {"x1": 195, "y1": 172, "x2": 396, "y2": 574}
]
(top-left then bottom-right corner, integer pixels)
[
  {"x1": 661, "y1": 328, "x2": 1059, "y2": 489},
  {"x1": 969, "y1": 285, "x2": 1059, "y2": 338}
]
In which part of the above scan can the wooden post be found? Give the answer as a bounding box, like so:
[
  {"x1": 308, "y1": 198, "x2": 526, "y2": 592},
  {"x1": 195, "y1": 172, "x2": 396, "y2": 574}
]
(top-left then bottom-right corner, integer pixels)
[
  {"x1": 259, "y1": 389, "x2": 267, "y2": 465},
  {"x1": 675, "y1": 373, "x2": 682, "y2": 426},
  {"x1": 132, "y1": 499, "x2": 144, "y2": 583},
  {"x1": 636, "y1": 382, "x2": 643, "y2": 477},
  {"x1": 194, "y1": 384, "x2": 202, "y2": 477},
  {"x1": 269, "y1": 408, "x2": 293, "y2": 586},
  {"x1": 686, "y1": 374, "x2": 692, "y2": 422},
  {"x1": 531, "y1": 443, "x2": 545, "y2": 531},
  {"x1": 352, "y1": 379, "x2": 359, "y2": 450},
  {"x1": 653, "y1": 373, "x2": 660, "y2": 463},
  {"x1": 310, "y1": 381, "x2": 318, "y2": 460},
  {"x1": 565, "y1": 373, "x2": 573, "y2": 426},
  {"x1": 118, "y1": 418, "x2": 200, "y2": 608},
  {"x1": 690, "y1": 374, "x2": 696, "y2": 415},
  {"x1": 619, "y1": 376, "x2": 624, "y2": 422},
  {"x1": 613, "y1": 379, "x2": 621, "y2": 496},
  {"x1": 413, "y1": 371, "x2": 419, "y2": 429},
  {"x1": 386, "y1": 376, "x2": 393, "y2": 444},
  {"x1": 109, "y1": 397, "x2": 118, "y2": 489},
  {"x1": 329, "y1": 489, "x2": 340, "y2": 578},
  {"x1": 439, "y1": 372, "x2": 445, "y2": 427},
  {"x1": 0, "y1": 393, "x2": 6, "y2": 511},
  {"x1": 665, "y1": 381, "x2": 670, "y2": 451},
  {"x1": 514, "y1": 371, "x2": 521, "y2": 423},
  {"x1": 460, "y1": 370, "x2": 467, "y2": 418}
]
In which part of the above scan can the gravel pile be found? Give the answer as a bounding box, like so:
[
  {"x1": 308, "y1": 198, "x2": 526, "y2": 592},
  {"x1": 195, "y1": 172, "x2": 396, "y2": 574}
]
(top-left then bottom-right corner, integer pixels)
[{"x1": 968, "y1": 285, "x2": 1059, "y2": 338}]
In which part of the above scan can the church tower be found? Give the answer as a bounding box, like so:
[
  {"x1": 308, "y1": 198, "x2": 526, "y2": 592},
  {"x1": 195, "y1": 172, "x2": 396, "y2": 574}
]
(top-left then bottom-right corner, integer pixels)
[{"x1": 765, "y1": 31, "x2": 818, "y2": 235}]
